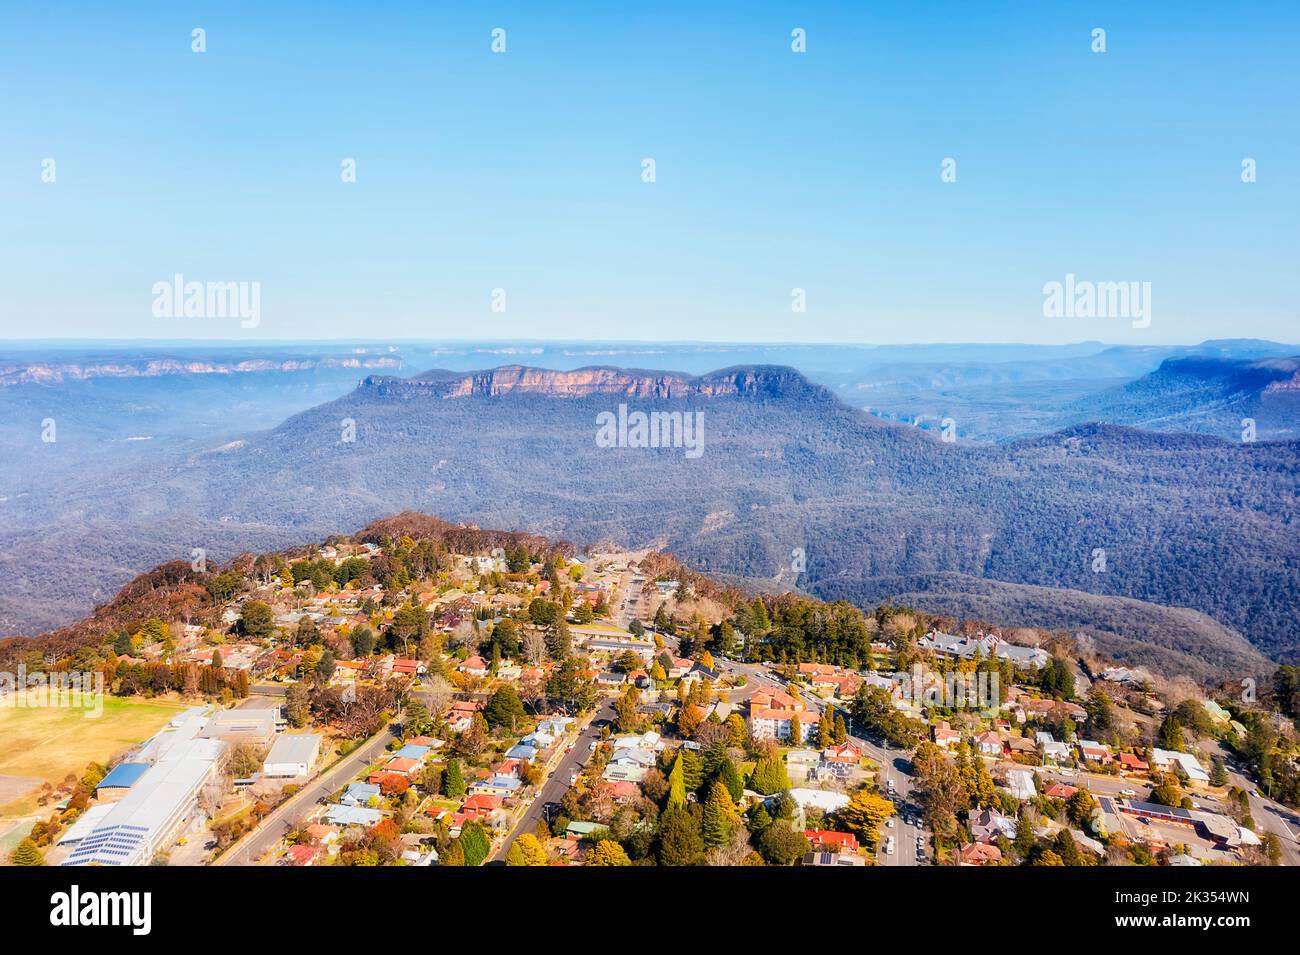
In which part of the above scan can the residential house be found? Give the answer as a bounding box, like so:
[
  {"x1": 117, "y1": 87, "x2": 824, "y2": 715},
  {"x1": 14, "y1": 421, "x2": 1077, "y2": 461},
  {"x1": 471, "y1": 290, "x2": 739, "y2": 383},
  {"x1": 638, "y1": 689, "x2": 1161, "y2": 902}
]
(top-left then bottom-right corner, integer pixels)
[
  {"x1": 459, "y1": 656, "x2": 490, "y2": 678},
  {"x1": 803, "y1": 850, "x2": 866, "y2": 867},
  {"x1": 1003, "y1": 769, "x2": 1037, "y2": 801},
  {"x1": 1077, "y1": 740, "x2": 1112, "y2": 764},
  {"x1": 1150, "y1": 748, "x2": 1210, "y2": 783},
  {"x1": 933, "y1": 722, "x2": 961, "y2": 750},
  {"x1": 341, "y1": 782, "x2": 381, "y2": 806},
  {"x1": 958, "y1": 842, "x2": 1003, "y2": 866},
  {"x1": 1118, "y1": 752, "x2": 1150, "y2": 772},
  {"x1": 469, "y1": 775, "x2": 522, "y2": 798},
  {"x1": 282, "y1": 844, "x2": 323, "y2": 867},
  {"x1": 323, "y1": 804, "x2": 383, "y2": 827},
  {"x1": 822, "y1": 741, "x2": 864, "y2": 765},
  {"x1": 1004, "y1": 736, "x2": 1037, "y2": 760},
  {"x1": 805, "y1": 830, "x2": 860, "y2": 853},
  {"x1": 1024, "y1": 699, "x2": 1088, "y2": 723},
  {"x1": 919, "y1": 630, "x2": 1049, "y2": 669},
  {"x1": 393, "y1": 743, "x2": 432, "y2": 762},
  {"x1": 969, "y1": 808, "x2": 1018, "y2": 844},
  {"x1": 461, "y1": 794, "x2": 503, "y2": 818}
]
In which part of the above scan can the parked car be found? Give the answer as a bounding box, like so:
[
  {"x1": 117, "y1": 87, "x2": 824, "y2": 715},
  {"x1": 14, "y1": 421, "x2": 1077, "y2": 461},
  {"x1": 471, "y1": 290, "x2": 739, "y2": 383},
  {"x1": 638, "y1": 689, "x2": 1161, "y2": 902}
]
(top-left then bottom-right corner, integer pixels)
[
  {"x1": 1119, "y1": 788, "x2": 1137, "y2": 797},
  {"x1": 570, "y1": 773, "x2": 579, "y2": 785}
]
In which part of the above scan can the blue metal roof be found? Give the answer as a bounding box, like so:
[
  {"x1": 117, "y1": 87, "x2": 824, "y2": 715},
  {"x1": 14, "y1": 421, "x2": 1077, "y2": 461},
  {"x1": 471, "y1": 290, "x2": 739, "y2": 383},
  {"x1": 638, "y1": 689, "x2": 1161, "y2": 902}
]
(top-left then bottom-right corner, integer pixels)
[{"x1": 96, "y1": 762, "x2": 150, "y2": 791}]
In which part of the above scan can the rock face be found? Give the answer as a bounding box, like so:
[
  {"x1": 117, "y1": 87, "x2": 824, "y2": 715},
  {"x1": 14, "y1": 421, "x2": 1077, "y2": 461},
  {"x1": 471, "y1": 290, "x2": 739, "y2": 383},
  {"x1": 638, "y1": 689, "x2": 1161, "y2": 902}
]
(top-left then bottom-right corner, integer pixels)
[{"x1": 362, "y1": 364, "x2": 825, "y2": 401}]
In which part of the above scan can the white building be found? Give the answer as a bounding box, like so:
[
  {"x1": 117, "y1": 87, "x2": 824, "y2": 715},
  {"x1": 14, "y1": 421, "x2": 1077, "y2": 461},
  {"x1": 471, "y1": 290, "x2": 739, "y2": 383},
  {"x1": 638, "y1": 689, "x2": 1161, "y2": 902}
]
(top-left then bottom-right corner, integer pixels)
[
  {"x1": 1151, "y1": 748, "x2": 1210, "y2": 783},
  {"x1": 263, "y1": 733, "x2": 323, "y2": 778},
  {"x1": 63, "y1": 736, "x2": 227, "y2": 866}
]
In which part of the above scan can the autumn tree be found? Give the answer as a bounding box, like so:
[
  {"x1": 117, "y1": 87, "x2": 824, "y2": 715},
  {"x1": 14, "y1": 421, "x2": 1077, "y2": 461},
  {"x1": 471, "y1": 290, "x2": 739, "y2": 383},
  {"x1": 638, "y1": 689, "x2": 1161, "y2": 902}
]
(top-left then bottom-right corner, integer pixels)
[
  {"x1": 505, "y1": 833, "x2": 547, "y2": 866},
  {"x1": 585, "y1": 839, "x2": 632, "y2": 866},
  {"x1": 836, "y1": 789, "x2": 895, "y2": 852}
]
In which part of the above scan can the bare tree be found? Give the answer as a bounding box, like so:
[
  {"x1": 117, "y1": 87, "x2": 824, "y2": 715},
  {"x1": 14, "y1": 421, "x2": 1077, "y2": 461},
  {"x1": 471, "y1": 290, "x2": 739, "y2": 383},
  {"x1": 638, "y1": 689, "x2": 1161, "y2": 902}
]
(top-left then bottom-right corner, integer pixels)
[
  {"x1": 422, "y1": 675, "x2": 454, "y2": 716},
  {"x1": 522, "y1": 628, "x2": 547, "y2": 665},
  {"x1": 706, "y1": 826, "x2": 754, "y2": 866}
]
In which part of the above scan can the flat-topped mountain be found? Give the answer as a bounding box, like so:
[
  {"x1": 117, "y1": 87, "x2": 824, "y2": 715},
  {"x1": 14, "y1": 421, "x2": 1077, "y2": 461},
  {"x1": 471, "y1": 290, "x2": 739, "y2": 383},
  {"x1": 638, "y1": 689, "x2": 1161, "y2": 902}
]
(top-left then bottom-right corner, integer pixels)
[
  {"x1": 362, "y1": 364, "x2": 827, "y2": 401},
  {"x1": 1061, "y1": 354, "x2": 1300, "y2": 441},
  {"x1": 3, "y1": 362, "x2": 1296, "y2": 669}
]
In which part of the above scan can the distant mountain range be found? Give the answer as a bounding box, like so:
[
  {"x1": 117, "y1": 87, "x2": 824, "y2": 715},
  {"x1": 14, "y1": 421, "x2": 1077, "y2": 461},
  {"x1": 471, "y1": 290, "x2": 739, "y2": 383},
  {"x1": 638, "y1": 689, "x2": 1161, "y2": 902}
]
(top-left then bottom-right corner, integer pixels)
[
  {"x1": 1058, "y1": 354, "x2": 1300, "y2": 441},
  {"x1": 3, "y1": 360, "x2": 1294, "y2": 680},
  {"x1": 2, "y1": 341, "x2": 1296, "y2": 673}
]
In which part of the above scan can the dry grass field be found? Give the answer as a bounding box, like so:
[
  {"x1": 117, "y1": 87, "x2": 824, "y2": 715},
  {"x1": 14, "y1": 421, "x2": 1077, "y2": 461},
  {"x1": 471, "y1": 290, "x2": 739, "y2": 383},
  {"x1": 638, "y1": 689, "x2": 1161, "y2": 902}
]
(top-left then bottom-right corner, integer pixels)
[{"x1": 0, "y1": 696, "x2": 187, "y2": 815}]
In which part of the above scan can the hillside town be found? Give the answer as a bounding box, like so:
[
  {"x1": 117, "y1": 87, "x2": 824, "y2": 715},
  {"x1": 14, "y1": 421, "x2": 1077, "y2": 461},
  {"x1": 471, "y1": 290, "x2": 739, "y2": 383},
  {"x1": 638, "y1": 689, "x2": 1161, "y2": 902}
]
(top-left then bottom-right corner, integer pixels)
[{"x1": 5, "y1": 519, "x2": 1299, "y2": 870}]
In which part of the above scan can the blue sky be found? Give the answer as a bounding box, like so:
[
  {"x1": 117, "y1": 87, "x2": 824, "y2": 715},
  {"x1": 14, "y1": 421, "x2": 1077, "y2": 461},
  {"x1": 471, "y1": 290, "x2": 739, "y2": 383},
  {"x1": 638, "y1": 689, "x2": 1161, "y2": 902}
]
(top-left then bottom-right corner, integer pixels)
[{"x1": 1, "y1": 1, "x2": 1296, "y2": 344}]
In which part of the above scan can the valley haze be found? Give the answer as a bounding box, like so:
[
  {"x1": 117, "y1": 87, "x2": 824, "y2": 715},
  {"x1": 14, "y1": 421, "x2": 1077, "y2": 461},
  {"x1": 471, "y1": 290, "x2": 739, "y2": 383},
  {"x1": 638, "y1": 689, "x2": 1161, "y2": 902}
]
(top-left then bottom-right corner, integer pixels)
[{"x1": 2, "y1": 339, "x2": 1296, "y2": 687}]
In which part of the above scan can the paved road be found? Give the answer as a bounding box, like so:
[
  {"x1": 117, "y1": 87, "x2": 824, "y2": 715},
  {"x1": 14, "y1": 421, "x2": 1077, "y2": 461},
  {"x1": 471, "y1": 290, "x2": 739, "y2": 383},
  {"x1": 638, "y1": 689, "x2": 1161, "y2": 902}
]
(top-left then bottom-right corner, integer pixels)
[
  {"x1": 1207, "y1": 740, "x2": 1300, "y2": 865},
  {"x1": 613, "y1": 570, "x2": 647, "y2": 628},
  {"x1": 215, "y1": 720, "x2": 400, "y2": 866},
  {"x1": 491, "y1": 699, "x2": 616, "y2": 861}
]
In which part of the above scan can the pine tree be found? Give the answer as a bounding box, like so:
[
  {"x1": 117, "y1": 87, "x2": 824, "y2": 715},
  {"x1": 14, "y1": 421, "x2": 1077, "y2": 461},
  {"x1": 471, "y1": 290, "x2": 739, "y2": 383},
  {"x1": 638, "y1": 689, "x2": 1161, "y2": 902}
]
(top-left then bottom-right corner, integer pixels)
[
  {"x1": 657, "y1": 806, "x2": 704, "y2": 866},
  {"x1": 679, "y1": 747, "x2": 704, "y2": 793},
  {"x1": 788, "y1": 715, "x2": 802, "y2": 746},
  {"x1": 444, "y1": 759, "x2": 466, "y2": 798},
  {"x1": 1210, "y1": 755, "x2": 1228, "y2": 787},
  {"x1": 666, "y1": 753, "x2": 688, "y2": 810},
  {"x1": 748, "y1": 755, "x2": 791, "y2": 795},
  {"x1": 459, "y1": 821, "x2": 491, "y2": 866},
  {"x1": 817, "y1": 714, "x2": 833, "y2": 748},
  {"x1": 10, "y1": 838, "x2": 43, "y2": 866},
  {"x1": 1157, "y1": 715, "x2": 1185, "y2": 752},
  {"x1": 718, "y1": 756, "x2": 744, "y2": 803},
  {"x1": 440, "y1": 838, "x2": 466, "y2": 866},
  {"x1": 701, "y1": 781, "x2": 739, "y2": 848},
  {"x1": 1053, "y1": 828, "x2": 1082, "y2": 866},
  {"x1": 833, "y1": 713, "x2": 848, "y2": 745}
]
